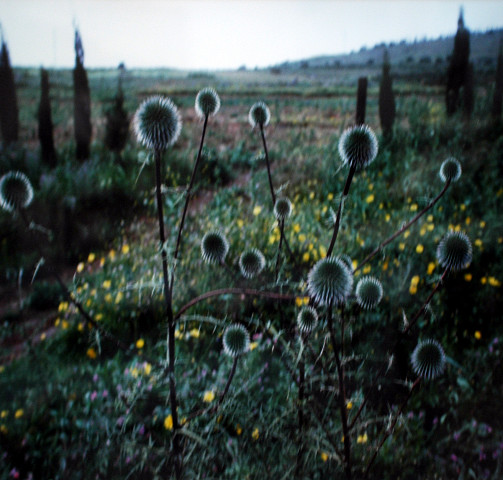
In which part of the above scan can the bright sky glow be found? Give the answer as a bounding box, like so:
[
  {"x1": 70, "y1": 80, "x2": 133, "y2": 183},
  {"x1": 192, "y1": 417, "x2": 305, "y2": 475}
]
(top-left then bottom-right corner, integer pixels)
[{"x1": 1, "y1": 0, "x2": 502, "y2": 70}]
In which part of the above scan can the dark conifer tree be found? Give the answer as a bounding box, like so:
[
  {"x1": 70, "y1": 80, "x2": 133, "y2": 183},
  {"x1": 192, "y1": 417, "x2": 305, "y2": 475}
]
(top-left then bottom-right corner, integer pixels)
[
  {"x1": 446, "y1": 9, "x2": 470, "y2": 116},
  {"x1": 492, "y1": 41, "x2": 503, "y2": 120},
  {"x1": 73, "y1": 28, "x2": 92, "y2": 160},
  {"x1": 104, "y1": 67, "x2": 129, "y2": 158},
  {"x1": 463, "y1": 62, "x2": 475, "y2": 119},
  {"x1": 378, "y1": 48, "x2": 396, "y2": 136},
  {"x1": 0, "y1": 32, "x2": 19, "y2": 145},
  {"x1": 38, "y1": 68, "x2": 57, "y2": 167}
]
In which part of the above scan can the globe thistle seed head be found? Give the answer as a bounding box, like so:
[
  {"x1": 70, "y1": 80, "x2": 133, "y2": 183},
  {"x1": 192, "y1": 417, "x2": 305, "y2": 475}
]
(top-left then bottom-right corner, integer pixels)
[
  {"x1": 274, "y1": 197, "x2": 292, "y2": 221},
  {"x1": 249, "y1": 101, "x2": 271, "y2": 128},
  {"x1": 436, "y1": 230, "x2": 472, "y2": 271},
  {"x1": 411, "y1": 339, "x2": 446, "y2": 380},
  {"x1": 297, "y1": 306, "x2": 319, "y2": 335},
  {"x1": 201, "y1": 231, "x2": 229, "y2": 264},
  {"x1": 355, "y1": 276, "x2": 383, "y2": 310},
  {"x1": 307, "y1": 256, "x2": 354, "y2": 306},
  {"x1": 195, "y1": 87, "x2": 220, "y2": 118},
  {"x1": 0, "y1": 171, "x2": 34, "y2": 213},
  {"x1": 338, "y1": 124, "x2": 378, "y2": 171},
  {"x1": 239, "y1": 248, "x2": 266, "y2": 279},
  {"x1": 439, "y1": 157, "x2": 462, "y2": 183},
  {"x1": 133, "y1": 96, "x2": 182, "y2": 150},
  {"x1": 223, "y1": 324, "x2": 250, "y2": 357}
]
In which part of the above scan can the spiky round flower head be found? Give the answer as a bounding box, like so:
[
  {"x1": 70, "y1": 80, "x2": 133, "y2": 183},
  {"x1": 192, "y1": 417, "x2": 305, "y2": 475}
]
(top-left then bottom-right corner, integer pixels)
[
  {"x1": 307, "y1": 256, "x2": 354, "y2": 306},
  {"x1": 248, "y1": 101, "x2": 271, "y2": 128},
  {"x1": 274, "y1": 197, "x2": 292, "y2": 222},
  {"x1": 410, "y1": 339, "x2": 446, "y2": 380},
  {"x1": 439, "y1": 157, "x2": 462, "y2": 183},
  {"x1": 436, "y1": 230, "x2": 472, "y2": 271},
  {"x1": 338, "y1": 124, "x2": 378, "y2": 171},
  {"x1": 133, "y1": 96, "x2": 182, "y2": 150},
  {"x1": 297, "y1": 306, "x2": 319, "y2": 335},
  {"x1": 201, "y1": 231, "x2": 229, "y2": 264},
  {"x1": 223, "y1": 324, "x2": 250, "y2": 357},
  {"x1": 195, "y1": 87, "x2": 220, "y2": 118},
  {"x1": 0, "y1": 171, "x2": 34, "y2": 213},
  {"x1": 355, "y1": 276, "x2": 383, "y2": 310},
  {"x1": 239, "y1": 248, "x2": 266, "y2": 279}
]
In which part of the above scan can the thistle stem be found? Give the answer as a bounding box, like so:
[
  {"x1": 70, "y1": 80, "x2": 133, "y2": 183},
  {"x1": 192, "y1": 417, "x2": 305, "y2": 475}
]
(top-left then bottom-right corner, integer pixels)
[
  {"x1": 275, "y1": 219, "x2": 285, "y2": 280},
  {"x1": 355, "y1": 180, "x2": 451, "y2": 273},
  {"x1": 154, "y1": 148, "x2": 181, "y2": 478},
  {"x1": 296, "y1": 349, "x2": 306, "y2": 477},
  {"x1": 327, "y1": 303, "x2": 352, "y2": 480},
  {"x1": 326, "y1": 194, "x2": 345, "y2": 258},
  {"x1": 172, "y1": 114, "x2": 209, "y2": 272},
  {"x1": 363, "y1": 377, "x2": 421, "y2": 477},
  {"x1": 259, "y1": 124, "x2": 276, "y2": 206},
  {"x1": 175, "y1": 287, "x2": 297, "y2": 320}
]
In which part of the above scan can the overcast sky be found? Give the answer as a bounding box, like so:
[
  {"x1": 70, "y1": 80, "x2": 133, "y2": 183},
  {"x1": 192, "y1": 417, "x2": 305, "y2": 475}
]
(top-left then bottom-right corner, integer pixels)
[{"x1": 1, "y1": 0, "x2": 502, "y2": 70}]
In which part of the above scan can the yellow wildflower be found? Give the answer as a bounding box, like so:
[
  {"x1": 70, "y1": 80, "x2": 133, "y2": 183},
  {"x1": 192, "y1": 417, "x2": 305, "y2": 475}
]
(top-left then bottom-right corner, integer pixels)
[
  {"x1": 327, "y1": 193, "x2": 334, "y2": 201},
  {"x1": 86, "y1": 347, "x2": 97, "y2": 359},
  {"x1": 236, "y1": 424, "x2": 243, "y2": 435},
  {"x1": 474, "y1": 239, "x2": 483, "y2": 248},
  {"x1": 427, "y1": 262, "x2": 436, "y2": 275},
  {"x1": 164, "y1": 414, "x2": 173, "y2": 430},
  {"x1": 103, "y1": 280, "x2": 111, "y2": 289},
  {"x1": 298, "y1": 233, "x2": 306, "y2": 243},
  {"x1": 464, "y1": 273, "x2": 472, "y2": 282},
  {"x1": 488, "y1": 277, "x2": 501, "y2": 287},
  {"x1": 136, "y1": 338, "x2": 145, "y2": 349},
  {"x1": 14, "y1": 409, "x2": 24, "y2": 419},
  {"x1": 0, "y1": 366, "x2": 4, "y2": 373},
  {"x1": 77, "y1": 262, "x2": 85, "y2": 273},
  {"x1": 460, "y1": 203, "x2": 466, "y2": 211},
  {"x1": 363, "y1": 265, "x2": 371, "y2": 274},
  {"x1": 144, "y1": 363, "x2": 152, "y2": 375},
  {"x1": 190, "y1": 328, "x2": 200, "y2": 338},
  {"x1": 474, "y1": 331, "x2": 482, "y2": 340},
  {"x1": 115, "y1": 291, "x2": 124, "y2": 304},
  {"x1": 346, "y1": 401, "x2": 353, "y2": 410},
  {"x1": 321, "y1": 452, "x2": 329, "y2": 462},
  {"x1": 366, "y1": 194, "x2": 375, "y2": 204},
  {"x1": 416, "y1": 244, "x2": 424, "y2": 254},
  {"x1": 1, "y1": 410, "x2": 8, "y2": 418},
  {"x1": 237, "y1": 219, "x2": 244, "y2": 229},
  {"x1": 319, "y1": 245, "x2": 327, "y2": 258},
  {"x1": 95, "y1": 313, "x2": 103, "y2": 321},
  {"x1": 404, "y1": 230, "x2": 410, "y2": 239},
  {"x1": 295, "y1": 297, "x2": 303, "y2": 307},
  {"x1": 87, "y1": 253, "x2": 96, "y2": 263},
  {"x1": 480, "y1": 221, "x2": 486, "y2": 228},
  {"x1": 303, "y1": 252, "x2": 310, "y2": 262},
  {"x1": 427, "y1": 223, "x2": 434, "y2": 231},
  {"x1": 0, "y1": 425, "x2": 8, "y2": 434},
  {"x1": 58, "y1": 301, "x2": 69, "y2": 312},
  {"x1": 481, "y1": 277, "x2": 487, "y2": 285},
  {"x1": 399, "y1": 242, "x2": 405, "y2": 251},
  {"x1": 122, "y1": 244, "x2": 130, "y2": 254},
  {"x1": 252, "y1": 428, "x2": 259, "y2": 440},
  {"x1": 293, "y1": 223, "x2": 301, "y2": 233},
  {"x1": 250, "y1": 342, "x2": 258, "y2": 351},
  {"x1": 203, "y1": 390, "x2": 215, "y2": 403},
  {"x1": 410, "y1": 204, "x2": 418, "y2": 212},
  {"x1": 409, "y1": 285, "x2": 418, "y2": 295},
  {"x1": 427, "y1": 215, "x2": 434, "y2": 222},
  {"x1": 385, "y1": 213, "x2": 390, "y2": 222},
  {"x1": 357, "y1": 433, "x2": 369, "y2": 444},
  {"x1": 253, "y1": 205, "x2": 262, "y2": 216}
]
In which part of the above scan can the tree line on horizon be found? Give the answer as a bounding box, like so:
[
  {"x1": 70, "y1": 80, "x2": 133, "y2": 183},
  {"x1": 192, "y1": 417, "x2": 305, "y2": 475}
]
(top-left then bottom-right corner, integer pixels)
[{"x1": 0, "y1": 11, "x2": 502, "y2": 166}]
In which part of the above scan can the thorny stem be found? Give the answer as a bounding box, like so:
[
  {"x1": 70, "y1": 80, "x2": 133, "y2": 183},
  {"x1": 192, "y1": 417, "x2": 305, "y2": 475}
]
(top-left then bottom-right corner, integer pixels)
[
  {"x1": 175, "y1": 287, "x2": 297, "y2": 320},
  {"x1": 363, "y1": 377, "x2": 421, "y2": 477},
  {"x1": 259, "y1": 124, "x2": 276, "y2": 206},
  {"x1": 327, "y1": 303, "x2": 352, "y2": 480},
  {"x1": 154, "y1": 149, "x2": 182, "y2": 478},
  {"x1": 172, "y1": 114, "x2": 209, "y2": 276},
  {"x1": 327, "y1": 165, "x2": 355, "y2": 258},
  {"x1": 355, "y1": 179, "x2": 451, "y2": 273}
]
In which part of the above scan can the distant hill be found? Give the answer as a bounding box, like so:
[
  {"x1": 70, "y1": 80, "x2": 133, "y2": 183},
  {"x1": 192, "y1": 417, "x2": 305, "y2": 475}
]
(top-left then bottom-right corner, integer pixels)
[{"x1": 275, "y1": 28, "x2": 503, "y2": 71}]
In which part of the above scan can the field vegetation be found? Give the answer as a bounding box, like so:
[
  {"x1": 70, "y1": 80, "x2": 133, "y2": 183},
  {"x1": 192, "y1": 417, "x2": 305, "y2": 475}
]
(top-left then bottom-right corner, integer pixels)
[{"x1": 1, "y1": 28, "x2": 503, "y2": 479}]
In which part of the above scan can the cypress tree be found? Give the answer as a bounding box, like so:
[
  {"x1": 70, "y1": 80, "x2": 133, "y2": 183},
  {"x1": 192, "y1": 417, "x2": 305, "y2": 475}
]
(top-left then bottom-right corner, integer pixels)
[
  {"x1": 0, "y1": 33, "x2": 19, "y2": 145},
  {"x1": 378, "y1": 48, "x2": 396, "y2": 136},
  {"x1": 104, "y1": 67, "x2": 129, "y2": 158},
  {"x1": 446, "y1": 9, "x2": 470, "y2": 116},
  {"x1": 73, "y1": 28, "x2": 92, "y2": 161},
  {"x1": 356, "y1": 77, "x2": 367, "y2": 125},
  {"x1": 491, "y1": 41, "x2": 503, "y2": 120},
  {"x1": 38, "y1": 68, "x2": 57, "y2": 167},
  {"x1": 463, "y1": 62, "x2": 475, "y2": 119}
]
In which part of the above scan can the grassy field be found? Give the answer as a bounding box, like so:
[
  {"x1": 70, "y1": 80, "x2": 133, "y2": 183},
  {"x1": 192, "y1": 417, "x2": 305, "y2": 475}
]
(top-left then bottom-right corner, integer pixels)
[{"x1": 1, "y1": 61, "x2": 502, "y2": 479}]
